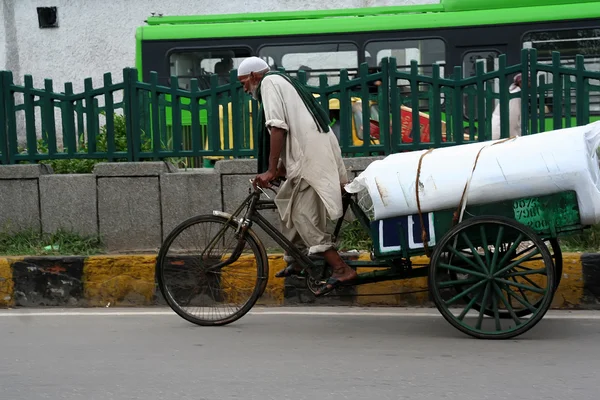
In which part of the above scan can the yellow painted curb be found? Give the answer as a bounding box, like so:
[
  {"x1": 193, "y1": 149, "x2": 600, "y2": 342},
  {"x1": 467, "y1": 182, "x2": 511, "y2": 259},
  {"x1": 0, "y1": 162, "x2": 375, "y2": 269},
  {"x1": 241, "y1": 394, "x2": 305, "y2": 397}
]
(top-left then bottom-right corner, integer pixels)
[
  {"x1": 220, "y1": 254, "x2": 286, "y2": 305},
  {"x1": 0, "y1": 251, "x2": 589, "y2": 309},
  {"x1": 260, "y1": 255, "x2": 286, "y2": 305},
  {"x1": 83, "y1": 255, "x2": 156, "y2": 306},
  {"x1": 355, "y1": 255, "x2": 431, "y2": 306},
  {"x1": 0, "y1": 258, "x2": 14, "y2": 307},
  {"x1": 553, "y1": 254, "x2": 585, "y2": 309}
]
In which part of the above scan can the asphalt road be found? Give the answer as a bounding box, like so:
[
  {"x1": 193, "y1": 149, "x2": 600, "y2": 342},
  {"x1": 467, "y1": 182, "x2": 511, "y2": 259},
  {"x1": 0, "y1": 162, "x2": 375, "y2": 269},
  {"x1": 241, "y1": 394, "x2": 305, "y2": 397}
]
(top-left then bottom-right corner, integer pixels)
[{"x1": 1, "y1": 307, "x2": 599, "y2": 400}]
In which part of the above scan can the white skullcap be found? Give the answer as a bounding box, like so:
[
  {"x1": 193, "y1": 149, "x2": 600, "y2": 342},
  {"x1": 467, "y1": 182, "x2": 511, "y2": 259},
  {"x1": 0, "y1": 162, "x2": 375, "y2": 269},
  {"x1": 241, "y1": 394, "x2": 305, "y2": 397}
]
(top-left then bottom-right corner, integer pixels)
[{"x1": 237, "y1": 56, "x2": 270, "y2": 77}]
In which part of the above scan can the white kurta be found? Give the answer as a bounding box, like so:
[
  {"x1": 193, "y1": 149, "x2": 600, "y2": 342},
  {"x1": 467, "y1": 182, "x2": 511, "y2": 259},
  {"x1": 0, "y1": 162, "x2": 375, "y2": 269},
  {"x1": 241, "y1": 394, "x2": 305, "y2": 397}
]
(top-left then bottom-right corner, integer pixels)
[
  {"x1": 491, "y1": 84, "x2": 522, "y2": 140},
  {"x1": 260, "y1": 74, "x2": 348, "y2": 227}
]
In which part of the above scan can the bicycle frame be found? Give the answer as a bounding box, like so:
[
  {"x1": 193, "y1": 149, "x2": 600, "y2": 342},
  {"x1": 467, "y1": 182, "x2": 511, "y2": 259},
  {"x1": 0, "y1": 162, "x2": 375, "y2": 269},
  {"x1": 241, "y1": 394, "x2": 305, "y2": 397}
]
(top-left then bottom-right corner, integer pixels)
[{"x1": 205, "y1": 182, "x2": 372, "y2": 273}]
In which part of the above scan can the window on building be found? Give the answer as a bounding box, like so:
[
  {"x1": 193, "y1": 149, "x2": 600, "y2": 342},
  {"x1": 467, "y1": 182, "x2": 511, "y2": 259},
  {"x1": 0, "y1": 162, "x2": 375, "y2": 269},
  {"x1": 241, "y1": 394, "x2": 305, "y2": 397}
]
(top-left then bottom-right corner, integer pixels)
[
  {"x1": 37, "y1": 7, "x2": 59, "y2": 29},
  {"x1": 168, "y1": 48, "x2": 252, "y2": 90},
  {"x1": 523, "y1": 29, "x2": 600, "y2": 115},
  {"x1": 258, "y1": 43, "x2": 359, "y2": 85}
]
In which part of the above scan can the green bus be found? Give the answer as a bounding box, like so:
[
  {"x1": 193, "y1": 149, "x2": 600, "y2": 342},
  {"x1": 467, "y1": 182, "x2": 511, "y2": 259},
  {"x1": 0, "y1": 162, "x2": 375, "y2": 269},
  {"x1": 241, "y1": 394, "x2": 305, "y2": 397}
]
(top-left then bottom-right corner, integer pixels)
[{"x1": 134, "y1": 0, "x2": 600, "y2": 160}]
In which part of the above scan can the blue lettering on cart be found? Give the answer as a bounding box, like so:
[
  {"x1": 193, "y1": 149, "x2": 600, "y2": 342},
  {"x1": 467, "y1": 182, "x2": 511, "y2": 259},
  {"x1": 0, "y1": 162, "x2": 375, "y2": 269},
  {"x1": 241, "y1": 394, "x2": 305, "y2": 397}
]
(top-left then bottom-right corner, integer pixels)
[{"x1": 378, "y1": 213, "x2": 436, "y2": 253}]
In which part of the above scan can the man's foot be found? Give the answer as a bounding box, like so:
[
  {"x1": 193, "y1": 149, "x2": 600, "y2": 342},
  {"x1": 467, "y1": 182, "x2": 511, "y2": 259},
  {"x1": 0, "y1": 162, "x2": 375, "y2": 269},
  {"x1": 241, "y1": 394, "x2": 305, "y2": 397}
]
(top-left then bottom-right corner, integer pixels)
[
  {"x1": 275, "y1": 263, "x2": 305, "y2": 278},
  {"x1": 314, "y1": 265, "x2": 358, "y2": 297}
]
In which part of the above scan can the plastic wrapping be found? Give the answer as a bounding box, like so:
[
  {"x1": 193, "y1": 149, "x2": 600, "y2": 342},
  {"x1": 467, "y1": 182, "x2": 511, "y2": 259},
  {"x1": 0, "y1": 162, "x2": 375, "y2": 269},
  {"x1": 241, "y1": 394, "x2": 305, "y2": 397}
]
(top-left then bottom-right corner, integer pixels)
[{"x1": 345, "y1": 121, "x2": 600, "y2": 225}]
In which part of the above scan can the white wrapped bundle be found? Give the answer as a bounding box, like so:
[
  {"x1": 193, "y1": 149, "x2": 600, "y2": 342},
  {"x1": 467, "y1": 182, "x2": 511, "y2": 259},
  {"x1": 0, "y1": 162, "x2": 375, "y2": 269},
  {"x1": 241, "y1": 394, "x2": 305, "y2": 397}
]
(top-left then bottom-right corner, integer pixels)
[{"x1": 345, "y1": 121, "x2": 600, "y2": 225}]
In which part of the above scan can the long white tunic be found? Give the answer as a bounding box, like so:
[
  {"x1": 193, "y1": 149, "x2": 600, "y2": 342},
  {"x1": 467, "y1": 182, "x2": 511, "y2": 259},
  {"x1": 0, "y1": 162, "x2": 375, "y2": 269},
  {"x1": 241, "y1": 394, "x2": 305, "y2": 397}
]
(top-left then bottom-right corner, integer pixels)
[
  {"x1": 260, "y1": 74, "x2": 348, "y2": 226},
  {"x1": 491, "y1": 84, "x2": 522, "y2": 140}
]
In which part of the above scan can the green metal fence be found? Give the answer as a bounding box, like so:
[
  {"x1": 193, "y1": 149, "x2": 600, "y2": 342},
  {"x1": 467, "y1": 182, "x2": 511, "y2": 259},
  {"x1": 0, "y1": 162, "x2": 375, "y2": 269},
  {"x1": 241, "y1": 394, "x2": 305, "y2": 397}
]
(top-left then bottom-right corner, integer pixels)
[{"x1": 1, "y1": 48, "x2": 600, "y2": 166}]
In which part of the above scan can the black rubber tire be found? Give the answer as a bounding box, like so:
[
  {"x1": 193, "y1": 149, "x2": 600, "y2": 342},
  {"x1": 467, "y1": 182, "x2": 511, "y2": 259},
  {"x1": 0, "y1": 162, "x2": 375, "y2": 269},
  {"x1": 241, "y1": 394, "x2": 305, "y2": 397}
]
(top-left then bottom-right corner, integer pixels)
[{"x1": 156, "y1": 214, "x2": 269, "y2": 326}]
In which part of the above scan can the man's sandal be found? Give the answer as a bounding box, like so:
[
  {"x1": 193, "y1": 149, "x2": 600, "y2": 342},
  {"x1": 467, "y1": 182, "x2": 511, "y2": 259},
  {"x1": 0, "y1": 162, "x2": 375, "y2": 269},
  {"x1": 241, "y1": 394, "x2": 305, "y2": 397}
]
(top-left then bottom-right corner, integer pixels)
[{"x1": 314, "y1": 277, "x2": 345, "y2": 297}]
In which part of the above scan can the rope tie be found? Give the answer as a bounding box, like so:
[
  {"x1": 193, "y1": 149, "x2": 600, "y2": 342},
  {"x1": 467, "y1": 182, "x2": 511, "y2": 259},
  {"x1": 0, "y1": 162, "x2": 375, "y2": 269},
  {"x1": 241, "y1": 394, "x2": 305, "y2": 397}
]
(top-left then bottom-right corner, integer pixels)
[
  {"x1": 452, "y1": 137, "x2": 516, "y2": 227},
  {"x1": 414, "y1": 136, "x2": 517, "y2": 259},
  {"x1": 415, "y1": 148, "x2": 434, "y2": 257}
]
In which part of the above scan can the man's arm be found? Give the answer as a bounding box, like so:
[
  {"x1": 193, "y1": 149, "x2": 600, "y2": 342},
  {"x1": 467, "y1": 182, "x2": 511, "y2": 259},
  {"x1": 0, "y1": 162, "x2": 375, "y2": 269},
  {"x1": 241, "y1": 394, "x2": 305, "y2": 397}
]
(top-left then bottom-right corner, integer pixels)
[
  {"x1": 254, "y1": 126, "x2": 286, "y2": 188},
  {"x1": 268, "y1": 127, "x2": 286, "y2": 174}
]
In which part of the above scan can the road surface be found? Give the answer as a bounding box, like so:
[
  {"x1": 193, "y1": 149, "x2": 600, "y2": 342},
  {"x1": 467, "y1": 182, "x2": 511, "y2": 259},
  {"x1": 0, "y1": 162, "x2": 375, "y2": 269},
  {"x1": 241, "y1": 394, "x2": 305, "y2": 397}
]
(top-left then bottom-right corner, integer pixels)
[{"x1": 1, "y1": 307, "x2": 599, "y2": 400}]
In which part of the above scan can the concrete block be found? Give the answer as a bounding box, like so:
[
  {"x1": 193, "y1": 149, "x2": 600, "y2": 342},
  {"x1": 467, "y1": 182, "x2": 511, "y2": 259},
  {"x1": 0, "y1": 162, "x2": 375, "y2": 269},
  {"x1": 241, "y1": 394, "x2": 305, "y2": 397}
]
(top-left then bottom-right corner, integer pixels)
[
  {"x1": 0, "y1": 180, "x2": 41, "y2": 233},
  {"x1": 40, "y1": 174, "x2": 97, "y2": 236},
  {"x1": 341, "y1": 156, "x2": 384, "y2": 172},
  {"x1": 93, "y1": 161, "x2": 178, "y2": 177},
  {"x1": 222, "y1": 174, "x2": 282, "y2": 250},
  {"x1": 0, "y1": 164, "x2": 53, "y2": 179},
  {"x1": 160, "y1": 170, "x2": 222, "y2": 238},
  {"x1": 215, "y1": 159, "x2": 258, "y2": 175},
  {"x1": 98, "y1": 177, "x2": 161, "y2": 252}
]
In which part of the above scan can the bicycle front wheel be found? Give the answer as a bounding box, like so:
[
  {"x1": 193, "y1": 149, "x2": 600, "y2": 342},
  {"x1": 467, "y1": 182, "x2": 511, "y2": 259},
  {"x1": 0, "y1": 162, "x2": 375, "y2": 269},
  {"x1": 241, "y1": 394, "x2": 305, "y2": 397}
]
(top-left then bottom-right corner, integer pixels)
[{"x1": 157, "y1": 214, "x2": 268, "y2": 326}]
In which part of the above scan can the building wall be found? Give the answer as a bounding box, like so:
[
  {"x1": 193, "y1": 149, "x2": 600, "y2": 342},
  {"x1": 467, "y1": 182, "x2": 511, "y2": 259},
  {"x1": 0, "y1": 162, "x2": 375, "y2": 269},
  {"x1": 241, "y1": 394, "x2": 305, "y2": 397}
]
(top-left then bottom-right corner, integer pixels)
[{"x1": 2, "y1": 0, "x2": 436, "y2": 89}]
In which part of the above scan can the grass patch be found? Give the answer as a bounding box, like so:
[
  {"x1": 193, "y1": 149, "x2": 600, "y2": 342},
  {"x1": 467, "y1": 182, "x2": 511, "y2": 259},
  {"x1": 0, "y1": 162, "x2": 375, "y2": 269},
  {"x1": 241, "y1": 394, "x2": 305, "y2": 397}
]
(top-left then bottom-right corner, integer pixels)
[
  {"x1": 0, "y1": 229, "x2": 105, "y2": 256},
  {"x1": 337, "y1": 218, "x2": 372, "y2": 251},
  {"x1": 558, "y1": 224, "x2": 600, "y2": 253}
]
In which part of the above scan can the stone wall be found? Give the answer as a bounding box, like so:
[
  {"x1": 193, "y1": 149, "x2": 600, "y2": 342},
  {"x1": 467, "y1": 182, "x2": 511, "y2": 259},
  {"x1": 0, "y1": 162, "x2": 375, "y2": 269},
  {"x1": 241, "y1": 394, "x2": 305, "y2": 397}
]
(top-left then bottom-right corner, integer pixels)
[{"x1": 0, "y1": 157, "x2": 383, "y2": 252}]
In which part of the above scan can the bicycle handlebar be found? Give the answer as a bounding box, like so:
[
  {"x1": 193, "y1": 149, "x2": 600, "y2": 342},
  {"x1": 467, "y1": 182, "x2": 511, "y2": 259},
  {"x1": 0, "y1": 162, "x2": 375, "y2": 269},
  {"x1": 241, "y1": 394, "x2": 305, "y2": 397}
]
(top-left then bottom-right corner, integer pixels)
[{"x1": 247, "y1": 177, "x2": 286, "y2": 198}]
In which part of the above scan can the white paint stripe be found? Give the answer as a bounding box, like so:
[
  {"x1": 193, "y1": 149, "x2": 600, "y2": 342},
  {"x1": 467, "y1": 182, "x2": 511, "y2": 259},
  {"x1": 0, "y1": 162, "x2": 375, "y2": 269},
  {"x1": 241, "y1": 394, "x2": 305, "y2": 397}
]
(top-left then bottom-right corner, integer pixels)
[{"x1": 0, "y1": 308, "x2": 599, "y2": 319}]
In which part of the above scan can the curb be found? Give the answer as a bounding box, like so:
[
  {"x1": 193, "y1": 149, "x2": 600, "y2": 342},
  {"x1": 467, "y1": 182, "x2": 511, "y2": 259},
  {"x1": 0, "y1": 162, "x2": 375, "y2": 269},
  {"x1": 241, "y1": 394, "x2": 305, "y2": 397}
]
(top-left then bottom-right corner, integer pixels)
[{"x1": 0, "y1": 253, "x2": 598, "y2": 309}]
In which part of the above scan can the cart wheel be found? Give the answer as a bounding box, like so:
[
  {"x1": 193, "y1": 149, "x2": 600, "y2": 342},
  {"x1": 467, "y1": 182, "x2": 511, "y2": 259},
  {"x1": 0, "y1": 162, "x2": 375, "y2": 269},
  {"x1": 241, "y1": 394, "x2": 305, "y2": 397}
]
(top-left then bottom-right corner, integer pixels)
[
  {"x1": 548, "y1": 238, "x2": 563, "y2": 291},
  {"x1": 429, "y1": 216, "x2": 555, "y2": 340},
  {"x1": 458, "y1": 237, "x2": 562, "y2": 319},
  {"x1": 156, "y1": 215, "x2": 269, "y2": 326}
]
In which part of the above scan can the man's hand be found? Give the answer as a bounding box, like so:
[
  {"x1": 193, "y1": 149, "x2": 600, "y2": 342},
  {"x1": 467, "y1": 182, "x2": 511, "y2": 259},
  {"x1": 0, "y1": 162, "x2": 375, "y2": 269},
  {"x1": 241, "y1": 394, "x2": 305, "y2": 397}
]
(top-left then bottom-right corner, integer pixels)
[{"x1": 253, "y1": 170, "x2": 276, "y2": 189}]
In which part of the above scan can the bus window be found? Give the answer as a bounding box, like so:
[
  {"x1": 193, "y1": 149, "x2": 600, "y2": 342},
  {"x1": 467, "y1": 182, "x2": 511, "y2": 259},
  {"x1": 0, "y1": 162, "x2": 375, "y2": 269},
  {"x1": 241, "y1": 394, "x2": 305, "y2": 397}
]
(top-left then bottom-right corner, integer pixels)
[
  {"x1": 365, "y1": 39, "x2": 446, "y2": 74},
  {"x1": 462, "y1": 51, "x2": 500, "y2": 122},
  {"x1": 258, "y1": 43, "x2": 358, "y2": 85},
  {"x1": 365, "y1": 39, "x2": 446, "y2": 112},
  {"x1": 523, "y1": 29, "x2": 600, "y2": 115},
  {"x1": 169, "y1": 48, "x2": 252, "y2": 90}
]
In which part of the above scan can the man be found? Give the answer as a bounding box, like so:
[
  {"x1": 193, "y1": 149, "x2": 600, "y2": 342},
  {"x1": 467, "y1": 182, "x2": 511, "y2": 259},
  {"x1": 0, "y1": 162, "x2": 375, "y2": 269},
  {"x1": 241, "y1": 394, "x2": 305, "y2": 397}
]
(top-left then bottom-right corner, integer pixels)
[
  {"x1": 236, "y1": 56, "x2": 357, "y2": 296},
  {"x1": 491, "y1": 73, "x2": 523, "y2": 140}
]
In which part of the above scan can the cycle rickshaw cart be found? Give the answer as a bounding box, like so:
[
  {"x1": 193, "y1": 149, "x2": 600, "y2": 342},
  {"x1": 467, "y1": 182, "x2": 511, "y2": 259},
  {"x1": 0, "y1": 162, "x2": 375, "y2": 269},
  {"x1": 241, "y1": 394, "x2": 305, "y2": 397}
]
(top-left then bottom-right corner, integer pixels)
[{"x1": 156, "y1": 122, "x2": 600, "y2": 340}]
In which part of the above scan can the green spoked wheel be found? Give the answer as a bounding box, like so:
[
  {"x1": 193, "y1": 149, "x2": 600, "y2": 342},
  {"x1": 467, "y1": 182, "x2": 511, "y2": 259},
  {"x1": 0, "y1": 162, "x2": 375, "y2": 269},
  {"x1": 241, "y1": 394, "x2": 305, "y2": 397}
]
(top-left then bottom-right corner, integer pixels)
[
  {"x1": 444, "y1": 237, "x2": 562, "y2": 319},
  {"x1": 429, "y1": 216, "x2": 555, "y2": 340}
]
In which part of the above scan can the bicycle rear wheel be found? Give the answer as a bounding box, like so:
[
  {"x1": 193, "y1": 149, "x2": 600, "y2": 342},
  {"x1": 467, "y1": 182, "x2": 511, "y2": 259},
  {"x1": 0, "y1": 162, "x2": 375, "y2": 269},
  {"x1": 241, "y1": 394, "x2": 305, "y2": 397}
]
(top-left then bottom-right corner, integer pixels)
[{"x1": 157, "y1": 214, "x2": 268, "y2": 326}]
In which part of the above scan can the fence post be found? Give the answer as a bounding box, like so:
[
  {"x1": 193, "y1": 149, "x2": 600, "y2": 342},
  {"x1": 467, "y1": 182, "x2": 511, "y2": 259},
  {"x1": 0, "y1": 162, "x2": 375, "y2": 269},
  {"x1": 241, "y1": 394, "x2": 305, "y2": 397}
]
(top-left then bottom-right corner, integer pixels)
[
  {"x1": 529, "y1": 49, "x2": 539, "y2": 134},
  {"x1": 379, "y1": 58, "x2": 391, "y2": 155},
  {"x1": 103, "y1": 72, "x2": 116, "y2": 161},
  {"x1": 551, "y1": 51, "x2": 564, "y2": 131},
  {"x1": 452, "y1": 65, "x2": 464, "y2": 144},
  {"x1": 338, "y1": 68, "x2": 351, "y2": 154},
  {"x1": 430, "y1": 63, "x2": 442, "y2": 147},
  {"x1": 0, "y1": 72, "x2": 9, "y2": 164},
  {"x1": 575, "y1": 54, "x2": 589, "y2": 126},
  {"x1": 497, "y1": 55, "x2": 509, "y2": 139},
  {"x1": 520, "y1": 48, "x2": 531, "y2": 137},
  {"x1": 43, "y1": 78, "x2": 58, "y2": 155},
  {"x1": 409, "y1": 60, "x2": 421, "y2": 149},
  {"x1": 388, "y1": 57, "x2": 400, "y2": 154},
  {"x1": 123, "y1": 67, "x2": 138, "y2": 161},
  {"x1": 62, "y1": 82, "x2": 77, "y2": 155}
]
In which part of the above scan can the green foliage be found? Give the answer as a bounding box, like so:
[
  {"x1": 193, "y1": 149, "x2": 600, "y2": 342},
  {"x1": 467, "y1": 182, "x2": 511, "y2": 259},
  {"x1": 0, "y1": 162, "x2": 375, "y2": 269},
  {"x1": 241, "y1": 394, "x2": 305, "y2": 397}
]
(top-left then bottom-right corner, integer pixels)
[
  {"x1": 0, "y1": 229, "x2": 104, "y2": 256},
  {"x1": 337, "y1": 218, "x2": 372, "y2": 251},
  {"x1": 30, "y1": 113, "x2": 154, "y2": 174},
  {"x1": 559, "y1": 223, "x2": 600, "y2": 252},
  {"x1": 22, "y1": 112, "x2": 189, "y2": 173}
]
